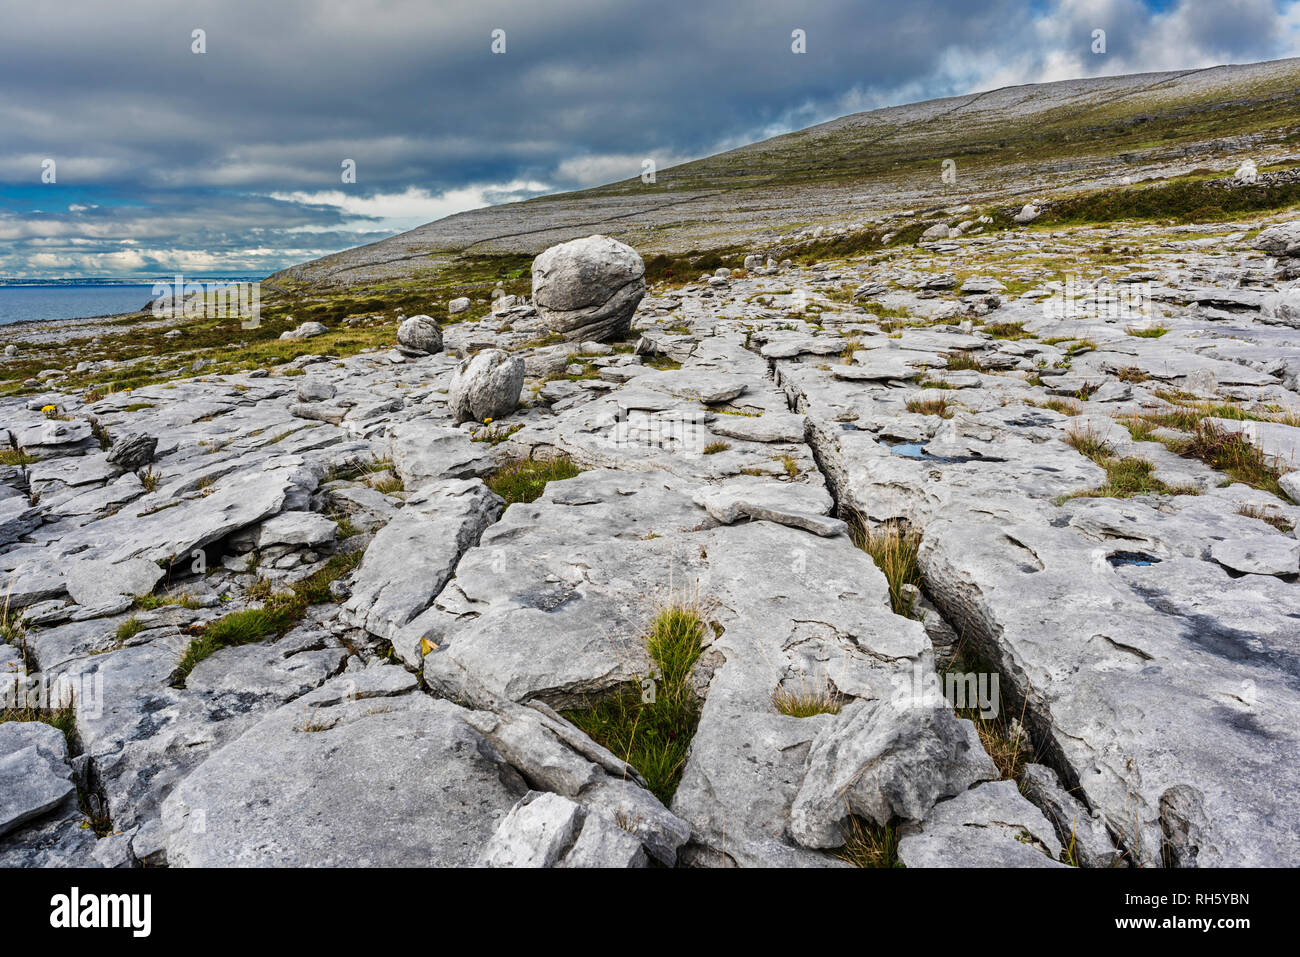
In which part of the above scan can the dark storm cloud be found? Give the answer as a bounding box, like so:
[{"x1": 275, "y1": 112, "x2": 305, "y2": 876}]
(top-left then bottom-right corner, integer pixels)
[{"x1": 0, "y1": 0, "x2": 1295, "y2": 277}]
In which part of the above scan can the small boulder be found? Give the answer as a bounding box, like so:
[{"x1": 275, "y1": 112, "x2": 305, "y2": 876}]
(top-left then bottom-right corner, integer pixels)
[
  {"x1": 1014, "y1": 204, "x2": 1040, "y2": 224},
  {"x1": 295, "y1": 378, "x2": 336, "y2": 402},
  {"x1": 532, "y1": 235, "x2": 646, "y2": 342},
  {"x1": 280, "y1": 321, "x2": 328, "y2": 340},
  {"x1": 106, "y1": 433, "x2": 157, "y2": 470},
  {"x1": 396, "y1": 315, "x2": 444, "y2": 356},
  {"x1": 447, "y1": 348, "x2": 525, "y2": 424},
  {"x1": 448, "y1": 297, "x2": 471, "y2": 316}
]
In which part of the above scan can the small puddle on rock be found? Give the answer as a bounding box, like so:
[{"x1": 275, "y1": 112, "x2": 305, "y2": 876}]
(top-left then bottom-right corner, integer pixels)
[
  {"x1": 884, "y1": 441, "x2": 926, "y2": 459},
  {"x1": 1107, "y1": 551, "x2": 1162, "y2": 568}
]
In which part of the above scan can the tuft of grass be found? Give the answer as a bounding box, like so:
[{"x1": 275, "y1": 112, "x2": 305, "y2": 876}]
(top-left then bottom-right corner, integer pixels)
[
  {"x1": 906, "y1": 396, "x2": 953, "y2": 418},
  {"x1": 1043, "y1": 398, "x2": 1083, "y2": 416},
  {"x1": 0, "y1": 449, "x2": 34, "y2": 467},
  {"x1": 133, "y1": 592, "x2": 201, "y2": 611},
  {"x1": 1236, "y1": 504, "x2": 1295, "y2": 533},
  {"x1": 139, "y1": 467, "x2": 160, "y2": 492},
  {"x1": 1126, "y1": 326, "x2": 1169, "y2": 338},
  {"x1": 946, "y1": 641, "x2": 1033, "y2": 781},
  {"x1": 485, "y1": 456, "x2": 582, "y2": 506},
  {"x1": 772, "y1": 679, "x2": 845, "y2": 717},
  {"x1": 1175, "y1": 421, "x2": 1286, "y2": 497},
  {"x1": 837, "y1": 816, "x2": 903, "y2": 868},
  {"x1": 114, "y1": 617, "x2": 144, "y2": 643},
  {"x1": 850, "y1": 518, "x2": 922, "y2": 618},
  {"x1": 1116, "y1": 366, "x2": 1151, "y2": 383},
  {"x1": 564, "y1": 602, "x2": 707, "y2": 805},
  {"x1": 1065, "y1": 426, "x2": 1114, "y2": 463},
  {"x1": 983, "y1": 321, "x2": 1032, "y2": 341},
  {"x1": 775, "y1": 454, "x2": 799, "y2": 477},
  {"x1": 702, "y1": 441, "x2": 731, "y2": 455},
  {"x1": 1067, "y1": 458, "x2": 1199, "y2": 500},
  {"x1": 944, "y1": 351, "x2": 984, "y2": 372}
]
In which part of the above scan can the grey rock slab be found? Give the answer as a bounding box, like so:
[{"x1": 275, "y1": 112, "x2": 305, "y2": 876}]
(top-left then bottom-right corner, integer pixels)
[
  {"x1": 0, "y1": 722, "x2": 74, "y2": 838},
  {"x1": 105, "y1": 433, "x2": 157, "y2": 470},
  {"x1": 789, "y1": 697, "x2": 997, "y2": 849},
  {"x1": 1019, "y1": 763, "x2": 1121, "y2": 868},
  {"x1": 671, "y1": 521, "x2": 934, "y2": 867},
  {"x1": 897, "y1": 781, "x2": 1066, "y2": 868},
  {"x1": 560, "y1": 810, "x2": 648, "y2": 867},
  {"x1": 183, "y1": 628, "x2": 347, "y2": 701},
  {"x1": 387, "y1": 419, "x2": 495, "y2": 485},
  {"x1": 1209, "y1": 536, "x2": 1300, "y2": 576},
  {"x1": 639, "y1": 369, "x2": 749, "y2": 404},
  {"x1": 834, "y1": 353, "x2": 927, "y2": 381},
  {"x1": 708, "y1": 412, "x2": 806, "y2": 443},
  {"x1": 340, "y1": 479, "x2": 502, "y2": 642},
  {"x1": 64, "y1": 557, "x2": 166, "y2": 608},
  {"x1": 256, "y1": 510, "x2": 338, "y2": 548},
  {"x1": 161, "y1": 672, "x2": 527, "y2": 866},
  {"x1": 480, "y1": 790, "x2": 585, "y2": 867},
  {"x1": 0, "y1": 496, "x2": 42, "y2": 546},
  {"x1": 692, "y1": 479, "x2": 846, "y2": 537},
  {"x1": 60, "y1": 455, "x2": 313, "y2": 567}
]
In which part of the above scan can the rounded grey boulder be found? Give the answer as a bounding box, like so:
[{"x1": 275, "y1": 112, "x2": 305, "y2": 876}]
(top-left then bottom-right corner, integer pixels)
[
  {"x1": 532, "y1": 235, "x2": 646, "y2": 342},
  {"x1": 448, "y1": 348, "x2": 525, "y2": 424},
  {"x1": 396, "y1": 314, "x2": 444, "y2": 356}
]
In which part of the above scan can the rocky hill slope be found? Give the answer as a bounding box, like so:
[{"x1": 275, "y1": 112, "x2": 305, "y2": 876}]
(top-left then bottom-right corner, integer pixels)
[{"x1": 266, "y1": 57, "x2": 1300, "y2": 293}]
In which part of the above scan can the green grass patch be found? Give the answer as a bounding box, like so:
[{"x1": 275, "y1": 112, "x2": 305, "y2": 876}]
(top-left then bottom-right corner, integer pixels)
[
  {"x1": 485, "y1": 456, "x2": 582, "y2": 506},
  {"x1": 172, "y1": 551, "x2": 361, "y2": 685},
  {"x1": 564, "y1": 603, "x2": 707, "y2": 805}
]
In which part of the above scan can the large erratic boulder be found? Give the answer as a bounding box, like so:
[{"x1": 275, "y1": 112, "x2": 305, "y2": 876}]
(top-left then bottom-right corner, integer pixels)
[
  {"x1": 447, "y1": 348, "x2": 525, "y2": 424},
  {"x1": 532, "y1": 235, "x2": 646, "y2": 342},
  {"x1": 396, "y1": 314, "x2": 443, "y2": 356}
]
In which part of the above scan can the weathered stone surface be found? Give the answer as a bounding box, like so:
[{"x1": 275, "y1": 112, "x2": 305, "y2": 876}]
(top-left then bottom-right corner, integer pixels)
[
  {"x1": 105, "y1": 433, "x2": 157, "y2": 470},
  {"x1": 64, "y1": 557, "x2": 166, "y2": 609},
  {"x1": 0, "y1": 722, "x2": 74, "y2": 838},
  {"x1": 396, "y1": 315, "x2": 443, "y2": 356},
  {"x1": 897, "y1": 781, "x2": 1065, "y2": 868},
  {"x1": 480, "y1": 791, "x2": 585, "y2": 867},
  {"x1": 447, "y1": 348, "x2": 524, "y2": 424},
  {"x1": 789, "y1": 697, "x2": 997, "y2": 848},
  {"x1": 533, "y1": 235, "x2": 646, "y2": 342},
  {"x1": 256, "y1": 510, "x2": 338, "y2": 548},
  {"x1": 161, "y1": 670, "x2": 528, "y2": 866},
  {"x1": 1019, "y1": 762, "x2": 1121, "y2": 868},
  {"x1": 1253, "y1": 221, "x2": 1300, "y2": 258},
  {"x1": 340, "y1": 479, "x2": 501, "y2": 642},
  {"x1": 1210, "y1": 536, "x2": 1300, "y2": 576}
]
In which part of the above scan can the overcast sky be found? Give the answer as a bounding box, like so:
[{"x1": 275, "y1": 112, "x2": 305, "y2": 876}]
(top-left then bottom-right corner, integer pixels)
[{"x1": 1, "y1": 0, "x2": 1298, "y2": 279}]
